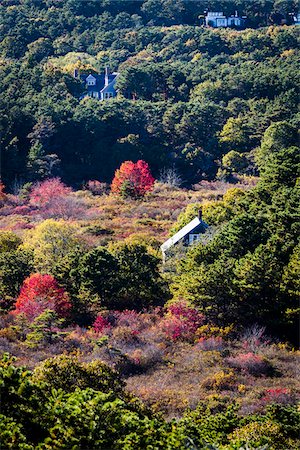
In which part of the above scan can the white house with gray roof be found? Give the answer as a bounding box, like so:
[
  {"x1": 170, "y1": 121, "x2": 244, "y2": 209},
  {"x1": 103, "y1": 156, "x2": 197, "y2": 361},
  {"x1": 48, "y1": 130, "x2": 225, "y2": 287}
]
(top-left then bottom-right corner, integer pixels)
[
  {"x1": 74, "y1": 67, "x2": 119, "y2": 101},
  {"x1": 161, "y1": 209, "x2": 208, "y2": 262},
  {"x1": 205, "y1": 11, "x2": 245, "y2": 28}
]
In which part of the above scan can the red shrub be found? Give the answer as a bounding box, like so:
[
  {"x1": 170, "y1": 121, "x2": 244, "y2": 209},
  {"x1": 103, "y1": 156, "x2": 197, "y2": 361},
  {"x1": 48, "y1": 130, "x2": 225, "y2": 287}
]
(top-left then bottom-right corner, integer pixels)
[
  {"x1": 93, "y1": 315, "x2": 111, "y2": 334},
  {"x1": 111, "y1": 160, "x2": 155, "y2": 198},
  {"x1": 14, "y1": 274, "x2": 71, "y2": 321},
  {"x1": 227, "y1": 352, "x2": 273, "y2": 376},
  {"x1": 161, "y1": 302, "x2": 204, "y2": 341},
  {"x1": 261, "y1": 388, "x2": 292, "y2": 404},
  {"x1": 30, "y1": 178, "x2": 72, "y2": 207}
]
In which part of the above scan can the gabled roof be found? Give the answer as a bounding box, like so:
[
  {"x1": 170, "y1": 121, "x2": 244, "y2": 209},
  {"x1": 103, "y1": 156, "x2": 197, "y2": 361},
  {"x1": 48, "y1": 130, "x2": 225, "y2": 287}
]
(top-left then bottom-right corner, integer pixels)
[
  {"x1": 100, "y1": 73, "x2": 119, "y2": 93},
  {"x1": 160, "y1": 217, "x2": 208, "y2": 253},
  {"x1": 80, "y1": 72, "x2": 119, "y2": 93}
]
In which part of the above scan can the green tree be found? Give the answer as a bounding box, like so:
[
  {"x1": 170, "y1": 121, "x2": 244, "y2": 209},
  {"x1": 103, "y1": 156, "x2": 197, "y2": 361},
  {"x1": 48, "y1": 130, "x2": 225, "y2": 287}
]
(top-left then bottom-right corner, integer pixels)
[
  {"x1": 112, "y1": 243, "x2": 170, "y2": 310},
  {"x1": 0, "y1": 250, "x2": 33, "y2": 310},
  {"x1": 78, "y1": 246, "x2": 120, "y2": 308}
]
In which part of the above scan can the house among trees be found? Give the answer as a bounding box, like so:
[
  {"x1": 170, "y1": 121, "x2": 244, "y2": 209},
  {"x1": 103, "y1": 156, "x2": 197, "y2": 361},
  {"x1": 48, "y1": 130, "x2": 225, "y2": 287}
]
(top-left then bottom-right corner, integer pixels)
[
  {"x1": 74, "y1": 66, "x2": 119, "y2": 100},
  {"x1": 205, "y1": 11, "x2": 246, "y2": 28},
  {"x1": 294, "y1": 13, "x2": 300, "y2": 25},
  {"x1": 161, "y1": 210, "x2": 208, "y2": 262}
]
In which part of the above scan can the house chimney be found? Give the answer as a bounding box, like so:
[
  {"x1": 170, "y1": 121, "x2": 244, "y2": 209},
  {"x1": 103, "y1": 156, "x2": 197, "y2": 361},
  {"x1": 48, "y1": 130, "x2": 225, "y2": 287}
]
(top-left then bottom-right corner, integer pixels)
[
  {"x1": 198, "y1": 208, "x2": 203, "y2": 221},
  {"x1": 105, "y1": 66, "x2": 110, "y2": 86},
  {"x1": 73, "y1": 68, "x2": 78, "y2": 78}
]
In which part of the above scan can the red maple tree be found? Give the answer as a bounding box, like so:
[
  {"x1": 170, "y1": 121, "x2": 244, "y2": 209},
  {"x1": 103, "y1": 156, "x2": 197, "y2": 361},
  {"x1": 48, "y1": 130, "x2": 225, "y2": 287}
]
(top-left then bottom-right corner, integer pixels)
[
  {"x1": 14, "y1": 273, "x2": 71, "y2": 321},
  {"x1": 111, "y1": 160, "x2": 155, "y2": 198},
  {"x1": 30, "y1": 178, "x2": 72, "y2": 207}
]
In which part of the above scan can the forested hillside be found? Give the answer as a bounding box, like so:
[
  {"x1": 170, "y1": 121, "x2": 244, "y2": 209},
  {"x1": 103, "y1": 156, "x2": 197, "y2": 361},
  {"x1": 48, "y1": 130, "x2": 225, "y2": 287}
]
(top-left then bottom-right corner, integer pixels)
[
  {"x1": 0, "y1": 1, "x2": 300, "y2": 449},
  {"x1": 1, "y1": 0, "x2": 299, "y2": 187}
]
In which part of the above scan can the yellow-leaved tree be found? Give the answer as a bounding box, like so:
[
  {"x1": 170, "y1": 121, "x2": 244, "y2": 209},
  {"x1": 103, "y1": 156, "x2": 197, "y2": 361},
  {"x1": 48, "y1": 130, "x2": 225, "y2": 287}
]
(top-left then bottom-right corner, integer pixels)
[{"x1": 21, "y1": 219, "x2": 82, "y2": 274}]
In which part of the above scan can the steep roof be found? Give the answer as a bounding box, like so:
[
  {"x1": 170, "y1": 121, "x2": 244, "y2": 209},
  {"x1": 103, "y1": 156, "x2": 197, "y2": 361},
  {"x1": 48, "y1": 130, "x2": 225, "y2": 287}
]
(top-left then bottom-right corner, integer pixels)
[
  {"x1": 160, "y1": 217, "x2": 208, "y2": 253},
  {"x1": 100, "y1": 73, "x2": 119, "y2": 93},
  {"x1": 80, "y1": 72, "x2": 119, "y2": 93}
]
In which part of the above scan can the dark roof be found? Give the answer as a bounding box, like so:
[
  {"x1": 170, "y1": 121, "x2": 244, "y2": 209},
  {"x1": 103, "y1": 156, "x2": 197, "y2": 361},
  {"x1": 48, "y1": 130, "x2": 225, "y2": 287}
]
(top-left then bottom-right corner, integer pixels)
[{"x1": 79, "y1": 73, "x2": 118, "y2": 93}]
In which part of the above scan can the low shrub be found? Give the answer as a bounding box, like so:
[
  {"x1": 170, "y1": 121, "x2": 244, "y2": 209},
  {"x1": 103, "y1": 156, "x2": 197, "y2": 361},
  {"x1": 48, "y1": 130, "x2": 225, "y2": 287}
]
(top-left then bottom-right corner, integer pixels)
[
  {"x1": 161, "y1": 302, "x2": 204, "y2": 341},
  {"x1": 227, "y1": 352, "x2": 274, "y2": 376},
  {"x1": 261, "y1": 388, "x2": 295, "y2": 405},
  {"x1": 241, "y1": 325, "x2": 270, "y2": 352},
  {"x1": 197, "y1": 336, "x2": 224, "y2": 351},
  {"x1": 229, "y1": 420, "x2": 283, "y2": 449},
  {"x1": 85, "y1": 180, "x2": 109, "y2": 195},
  {"x1": 93, "y1": 315, "x2": 111, "y2": 334},
  {"x1": 32, "y1": 354, "x2": 125, "y2": 394},
  {"x1": 202, "y1": 370, "x2": 237, "y2": 391},
  {"x1": 196, "y1": 324, "x2": 234, "y2": 339}
]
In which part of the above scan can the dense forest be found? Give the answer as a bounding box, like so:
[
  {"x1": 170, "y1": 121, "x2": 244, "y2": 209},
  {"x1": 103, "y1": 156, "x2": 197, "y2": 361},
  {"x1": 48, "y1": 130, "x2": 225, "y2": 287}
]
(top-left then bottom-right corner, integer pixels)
[
  {"x1": 0, "y1": 1, "x2": 300, "y2": 449},
  {"x1": 1, "y1": 0, "x2": 299, "y2": 187}
]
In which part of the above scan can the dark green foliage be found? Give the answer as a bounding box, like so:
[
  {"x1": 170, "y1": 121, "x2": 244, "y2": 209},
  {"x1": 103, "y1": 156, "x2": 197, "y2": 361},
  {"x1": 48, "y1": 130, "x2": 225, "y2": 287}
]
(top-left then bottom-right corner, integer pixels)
[
  {"x1": 113, "y1": 243, "x2": 170, "y2": 310},
  {"x1": 172, "y1": 123, "x2": 300, "y2": 341},
  {"x1": 0, "y1": 231, "x2": 22, "y2": 253},
  {"x1": 79, "y1": 247, "x2": 120, "y2": 305},
  {"x1": 0, "y1": 1, "x2": 299, "y2": 188},
  {"x1": 1, "y1": 354, "x2": 299, "y2": 449},
  {"x1": 32, "y1": 355, "x2": 125, "y2": 395},
  {"x1": 0, "y1": 250, "x2": 34, "y2": 311},
  {"x1": 54, "y1": 243, "x2": 169, "y2": 317}
]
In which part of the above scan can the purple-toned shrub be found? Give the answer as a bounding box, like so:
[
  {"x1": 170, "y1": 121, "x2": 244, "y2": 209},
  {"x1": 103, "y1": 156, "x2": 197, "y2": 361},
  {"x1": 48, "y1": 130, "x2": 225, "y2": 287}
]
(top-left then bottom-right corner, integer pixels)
[
  {"x1": 227, "y1": 352, "x2": 274, "y2": 376},
  {"x1": 197, "y1": 336, "x2": 224, "y2": 351}
]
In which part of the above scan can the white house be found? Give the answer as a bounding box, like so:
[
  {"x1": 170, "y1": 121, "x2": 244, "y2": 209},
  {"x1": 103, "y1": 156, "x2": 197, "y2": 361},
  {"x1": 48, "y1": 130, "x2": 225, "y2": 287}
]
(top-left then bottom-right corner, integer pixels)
[
  {"x1": 294, "y1": 13, "x2": 300, "y2": 25},
  {"x1": 74, "y1": 67, "x2": 119, "y2": 101},
  {"x1": 205, "y1": 11, "x2": 227, "y2": 27},
  {"x1": 161, "y1": 210, "x2": 208, "y2": 262},
  {"x1": 205, "y1": 11, "x2": 245, "y2": 28}
]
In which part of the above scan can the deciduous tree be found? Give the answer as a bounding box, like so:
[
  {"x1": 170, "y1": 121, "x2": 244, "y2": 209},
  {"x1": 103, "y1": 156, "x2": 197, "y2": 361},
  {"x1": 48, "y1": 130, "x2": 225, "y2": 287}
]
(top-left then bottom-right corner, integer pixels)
[
  {"x1": 14, "y1": 273, "x2": 71, "y2": 321},
  {"x1": 111, "y1": 160, "x2": 155, "y2": 198}
]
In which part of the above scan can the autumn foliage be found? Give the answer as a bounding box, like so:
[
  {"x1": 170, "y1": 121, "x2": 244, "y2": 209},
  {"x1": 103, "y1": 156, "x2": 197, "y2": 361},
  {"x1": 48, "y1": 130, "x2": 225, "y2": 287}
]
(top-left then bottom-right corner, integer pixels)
[
  {"x1": 30, "y1": 178, "x2": 72, "y2": 207},
  {"x1": 14, "y1": 273, "x2": 71, "y2": 320},
  {"x1": 111, "y1": 160, "x2": 155, "y2": 198},
  {"x1": 0, "y1": 182, "x2": 7, "y2": 205},
  {"x1": 93, "y1": 315, "x2": 111, "y2": 333},
  {"x1": 161, "y1": 301, "x2": 205, "y2": 341}
]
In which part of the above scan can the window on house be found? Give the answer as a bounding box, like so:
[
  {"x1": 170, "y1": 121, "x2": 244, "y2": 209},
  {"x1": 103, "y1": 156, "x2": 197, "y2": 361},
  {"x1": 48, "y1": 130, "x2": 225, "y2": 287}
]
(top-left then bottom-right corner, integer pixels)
[{"x1": 188, "y1": 234, "x2": 200, "y2": 245}]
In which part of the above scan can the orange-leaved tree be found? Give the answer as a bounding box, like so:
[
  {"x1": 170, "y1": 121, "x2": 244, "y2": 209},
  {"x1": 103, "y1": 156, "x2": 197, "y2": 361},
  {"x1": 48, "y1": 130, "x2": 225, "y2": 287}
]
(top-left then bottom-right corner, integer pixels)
[
  {"x1": 111, "y1": 160, "x2": 155, "y2": 198},
  {"x1": 14, "y1": 273, "x2": 71, "y2": 321}
]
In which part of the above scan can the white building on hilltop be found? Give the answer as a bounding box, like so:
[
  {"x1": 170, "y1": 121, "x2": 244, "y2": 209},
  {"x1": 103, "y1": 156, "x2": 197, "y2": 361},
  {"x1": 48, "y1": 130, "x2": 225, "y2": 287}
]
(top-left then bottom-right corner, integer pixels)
[{"x1": 205, "y1": 11, "x2": 245, "y2": 28}]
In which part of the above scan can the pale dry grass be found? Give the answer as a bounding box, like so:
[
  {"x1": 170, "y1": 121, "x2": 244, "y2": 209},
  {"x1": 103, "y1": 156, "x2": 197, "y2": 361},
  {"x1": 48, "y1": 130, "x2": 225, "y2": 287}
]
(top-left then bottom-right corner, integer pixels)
[{"x1": 0, "y1": 180, "x2": 246, "y2": 245}]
